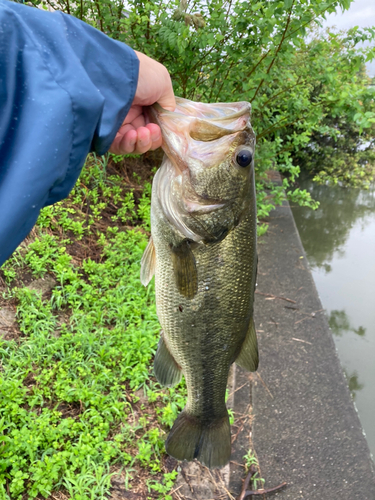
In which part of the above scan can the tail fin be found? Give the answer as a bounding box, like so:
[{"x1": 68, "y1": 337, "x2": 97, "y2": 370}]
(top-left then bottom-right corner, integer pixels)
[{"x1": 165, "y1": 411, "x2": 231, "y2": 468}]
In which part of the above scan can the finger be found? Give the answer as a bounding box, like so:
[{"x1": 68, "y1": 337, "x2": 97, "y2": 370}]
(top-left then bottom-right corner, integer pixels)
[
  {"x1": 157, "y1": 69, "x2": 176, "y2": 112},
  {"x1": 133, "y1": 51, "x2": 176, "y2": 112},
  {"x1": 122, "y1": 129, "x2": 138, "y2": 153},
  {"x1": 131, "y1": 113, "x2": 146, "y2": 129},
  {"x1": 110, "y1": 121, "x2": 162, "y2": 154},
  {"x1": 147, "y1": 123, "x2": 163, "y2": 150},
  {"x1": 122, "y1": 105, "x2": 143, "y2": 126},
  {"x1": 150, "y1": 134, "x2": 163, "y2": 151},
  {"x1": 134, "y1": 126, "x2": 152, "y2": 154},
  {"x1": 116, "y1": 122, "x2": 136, "y2": 137},
  {"x1": 110, "y1": 128, "x2": 137, "y2": 154},
  {"x1": 109, "y1": 134, "x2": 124, "y2": 155}
]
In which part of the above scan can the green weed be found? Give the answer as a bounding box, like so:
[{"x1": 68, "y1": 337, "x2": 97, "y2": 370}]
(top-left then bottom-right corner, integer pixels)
[
  {"x1": 147, "y1": 471, "x2": 178, "y2": 500},
  {"x1": 0, "y1": 155, "x2": 183, "y2": 499},
  {"x1": 243, "y1": 450, "x2": 265, "y2": 490}
]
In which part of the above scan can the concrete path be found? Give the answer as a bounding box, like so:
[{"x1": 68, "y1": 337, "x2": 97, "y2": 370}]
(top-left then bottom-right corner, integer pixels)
[{"x1": 229, "y1": 201, "x2": 375, "y2": 499}]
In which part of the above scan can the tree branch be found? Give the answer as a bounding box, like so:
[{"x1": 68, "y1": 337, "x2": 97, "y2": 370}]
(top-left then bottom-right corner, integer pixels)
[
  {"x1": 190, "y1": 31, "x2": 232, "y2": 73},
  {"x1": 251, "y1": 0, "x2": 295, "y2": 103},
  {"x1": 258, "y1": 96, "x2": 340, "y2": 139},
  {"x1": 225, "y1": 0, "x2": 233, "y2": 22},
  {"x1": 283, "y1": 0, "x2": 342, "y2": 42},
  {"x1": 231, "y1": 49, "x2": 271, "y2": 96},
  {"x1": 214, "y1": 59, "x2": 237, "y2": 101},
  {"x1": 257, "y1": 116, "x2": 297, "y2": 139},
  {"x1": 95, "y1": 1, "x2": 104, "y2": 32},
  {"x1": 260, "y1": 77, "x2": 304, "y2": 109}
]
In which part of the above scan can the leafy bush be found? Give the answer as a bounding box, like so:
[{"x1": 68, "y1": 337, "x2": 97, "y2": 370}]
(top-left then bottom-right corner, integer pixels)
[
  {"x1": 32, "y1": 0, "x2": 375, "y2": 207},
  {"x1": 292, "y1": 66, "x2": 375, "y2": 187}
]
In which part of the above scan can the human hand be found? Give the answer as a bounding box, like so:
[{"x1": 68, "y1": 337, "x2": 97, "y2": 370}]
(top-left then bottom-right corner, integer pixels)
[{"x1": 110, "y1": 51, "x2": 175, "y2": 155}]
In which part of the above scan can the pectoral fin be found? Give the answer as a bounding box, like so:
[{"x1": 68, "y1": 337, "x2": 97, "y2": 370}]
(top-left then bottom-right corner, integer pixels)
[
  {"x1": 140, "y1": 236, "x2": 156, "y2": 286},
  {"x1": 154, "y1": 335, "x2": 182, "y2": 387},
  {"x1": 171, "y1": 240, "x2": 198, "y2": 299},
  {"x1": 235, "y1": 319, "x2": 259, "y2": 372}
]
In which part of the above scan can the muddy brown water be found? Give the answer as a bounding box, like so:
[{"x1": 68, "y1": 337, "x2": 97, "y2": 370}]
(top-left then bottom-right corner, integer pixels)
[{"x1": 291, "y1": 175, "x2": 375, "y2": 459}]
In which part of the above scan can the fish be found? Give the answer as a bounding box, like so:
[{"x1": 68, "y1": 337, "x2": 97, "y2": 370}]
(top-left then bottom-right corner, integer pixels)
[{"x1": 140, "y1": 97, "x2": 258, "y2": 469}]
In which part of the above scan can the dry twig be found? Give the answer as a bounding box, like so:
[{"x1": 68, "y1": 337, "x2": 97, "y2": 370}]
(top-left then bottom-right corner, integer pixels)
[
  {"x1": 237, "y1": 466, "x2": 287, "y2": 500},
  {"x1": 256, "y1": 373, "x2": 274, "y2": 399},
  {"x1": 255, "y1": 291, "x2": 296, "y2": 304}
]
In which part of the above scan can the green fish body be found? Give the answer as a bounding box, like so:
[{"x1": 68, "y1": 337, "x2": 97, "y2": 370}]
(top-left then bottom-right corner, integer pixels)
[{"x1": 141, "y1": 98, "x2": 258, "y2": 468}]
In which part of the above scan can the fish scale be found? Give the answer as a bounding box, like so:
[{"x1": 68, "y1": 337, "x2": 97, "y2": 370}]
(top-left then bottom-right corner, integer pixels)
[{"x1": 155, "y1": 214, "x2": 256, "y2": 407}]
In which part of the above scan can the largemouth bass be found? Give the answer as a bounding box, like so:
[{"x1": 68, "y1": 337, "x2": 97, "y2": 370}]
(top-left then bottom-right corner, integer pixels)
[{"x1": 141, "y1": 98, "x2": 258, "y2": 468}]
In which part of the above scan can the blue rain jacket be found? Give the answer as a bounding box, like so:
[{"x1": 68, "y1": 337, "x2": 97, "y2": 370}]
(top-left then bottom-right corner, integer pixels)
[{"x1": 0, "y1": 0, "x2": 139, "y2": 267}]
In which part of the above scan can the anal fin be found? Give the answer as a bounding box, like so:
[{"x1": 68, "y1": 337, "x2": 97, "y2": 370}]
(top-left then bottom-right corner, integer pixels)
[
  {"x1": 154, "y1": 335, "x2": 182, "y2": 387},
  {"x1": 235, "y1": 319, "x2": 259, "y2": 372},
  {"x1": 140, "y1": 236, "x2": 156, "y2": 286},
  {"x1": 171, "y1": 240, "x2": 198, "y2": 299}
]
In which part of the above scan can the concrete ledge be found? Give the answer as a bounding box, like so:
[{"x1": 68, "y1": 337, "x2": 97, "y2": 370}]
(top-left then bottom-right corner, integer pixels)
[{"x1": 234, "y1": 201, "x2": 375, "y2": 499}]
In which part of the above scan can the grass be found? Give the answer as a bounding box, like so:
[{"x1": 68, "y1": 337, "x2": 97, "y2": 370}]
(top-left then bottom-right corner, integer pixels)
[{"x1": 0, "y1": 153, "x2": 187, "y2": 500}]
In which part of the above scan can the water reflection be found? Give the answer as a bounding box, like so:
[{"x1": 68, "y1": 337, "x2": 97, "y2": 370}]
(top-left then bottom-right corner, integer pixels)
[
  {"x1": 344, "y1": 370, "x2": 364, "y2": 400},
  {"x1": 328, "y1": 309, "x2": 366, "y2": 338},
  {"x1": 291, "y1": 173, "x2": 375, "y2": 457},
  {"x1": 353, "y1": 326, "x2": 366, "y2": 337},
  {"x1": 292, "y1": 174, "x2": 375, "y2": 268}
]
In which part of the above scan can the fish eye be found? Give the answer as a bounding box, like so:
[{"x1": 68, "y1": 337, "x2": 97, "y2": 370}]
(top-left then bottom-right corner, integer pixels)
[{"x1": 235, "y1": 149, "x2": 253, "y2": 168}]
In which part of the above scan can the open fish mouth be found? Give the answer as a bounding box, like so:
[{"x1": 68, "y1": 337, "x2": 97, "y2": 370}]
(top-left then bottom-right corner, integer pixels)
[
  {"x1": 151, "y1": 98, "x2": 250, "y2": 129},
  {"x1": 148, "y1": 97, "x2": 252, "y2": 175},
  {"x1": 149, "y1": 97, "x2": 255, "y2": 242}
]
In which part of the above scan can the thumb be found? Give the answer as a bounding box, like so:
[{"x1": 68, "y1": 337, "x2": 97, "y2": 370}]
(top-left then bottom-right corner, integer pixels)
[{"x1": 156, "y1": 72, "x2": 176, "y2": 112}]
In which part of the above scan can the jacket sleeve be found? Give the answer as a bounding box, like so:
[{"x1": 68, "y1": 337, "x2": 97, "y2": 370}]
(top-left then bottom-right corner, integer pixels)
[{"x1": 0, "y1": 0, "x2": 139, "y2": 267}]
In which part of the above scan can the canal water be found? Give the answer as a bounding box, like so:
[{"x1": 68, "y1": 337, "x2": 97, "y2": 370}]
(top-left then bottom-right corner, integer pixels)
[{"x1": 291, "y1": 175, "x2": 375, "y2": 458}]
